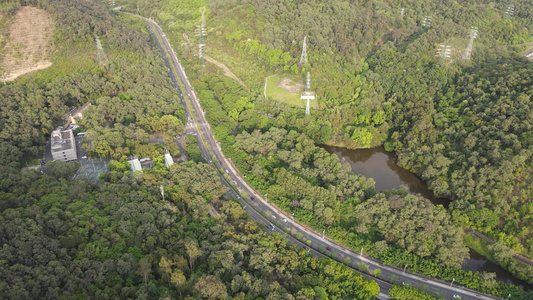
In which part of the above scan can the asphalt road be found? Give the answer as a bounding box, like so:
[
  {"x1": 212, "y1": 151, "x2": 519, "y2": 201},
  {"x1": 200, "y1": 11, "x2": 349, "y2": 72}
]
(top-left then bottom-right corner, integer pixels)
[{"x1": 134, "y1": 13, "x2": 505, "y2": 300}]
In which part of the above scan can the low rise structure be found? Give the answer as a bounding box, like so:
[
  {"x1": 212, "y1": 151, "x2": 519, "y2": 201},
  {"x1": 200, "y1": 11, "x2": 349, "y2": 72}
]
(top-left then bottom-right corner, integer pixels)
[
  {"x1": 127, "y1": 156, "x2": 142, "y2": 173},
  {"x1": 51, "y1": 128, "x2": 77, "y2": 162}
]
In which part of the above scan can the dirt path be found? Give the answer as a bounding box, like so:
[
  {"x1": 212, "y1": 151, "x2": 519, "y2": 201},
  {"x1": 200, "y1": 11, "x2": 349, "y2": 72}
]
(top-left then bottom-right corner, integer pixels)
[
  {"x1": 204, "y1": 55, "x2": 248, "y2": 89},
  {"x1": 1, "y1": 6, "x2": 54, "y2": 81},
  {"x1": 181, "y1": 32, "x2": 247, "y2": 88}
]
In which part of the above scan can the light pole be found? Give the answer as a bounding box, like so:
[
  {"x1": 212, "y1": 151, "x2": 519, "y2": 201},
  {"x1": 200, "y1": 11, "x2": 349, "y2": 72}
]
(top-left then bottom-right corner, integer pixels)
[
  {"x1": 322, "y1": 230, "x2": 325, "y2": 239},
  {"x1": 265, "y1": 194, "x2": 268, "y2": 202},
  {"x1": 403, "y1": 265, "x2": 407, "y2": 274},
  {"x1": 291, "y1": 213, "x2": 295, "y2": 220},
  {"x1": 507, "y1": 294, "x2": 511, "y2": 299},
  {"x1": 450, "y1": 278, "x2": 455, "y2": 287},
  {"x1": 360, "y1": 247, "x2": 363, "y2": 256}
]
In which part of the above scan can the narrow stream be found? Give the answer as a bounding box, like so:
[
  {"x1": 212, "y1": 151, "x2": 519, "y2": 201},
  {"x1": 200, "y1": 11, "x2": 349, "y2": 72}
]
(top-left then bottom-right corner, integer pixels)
[{"x1": 323, "y1": 145, "x2": 533, "y2": 290}]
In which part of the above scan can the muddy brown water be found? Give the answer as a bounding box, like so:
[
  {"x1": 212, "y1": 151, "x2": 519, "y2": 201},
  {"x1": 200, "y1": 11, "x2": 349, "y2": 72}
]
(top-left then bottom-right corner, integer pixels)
[{"x1": 323, "y1": 145, "x2": 533, "y2": 290}]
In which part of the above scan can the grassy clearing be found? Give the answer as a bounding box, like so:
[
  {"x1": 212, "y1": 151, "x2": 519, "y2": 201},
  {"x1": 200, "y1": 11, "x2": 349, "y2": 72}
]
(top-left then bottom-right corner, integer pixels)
[{"x1": 265, "y1": 74, "x2": 319, "y2": 108}]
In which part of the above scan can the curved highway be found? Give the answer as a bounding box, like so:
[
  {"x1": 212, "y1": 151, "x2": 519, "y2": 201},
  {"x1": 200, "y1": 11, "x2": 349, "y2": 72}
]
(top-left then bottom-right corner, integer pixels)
[{"x1": 132, "y1": 12, "x2": 505, "y2": 300}]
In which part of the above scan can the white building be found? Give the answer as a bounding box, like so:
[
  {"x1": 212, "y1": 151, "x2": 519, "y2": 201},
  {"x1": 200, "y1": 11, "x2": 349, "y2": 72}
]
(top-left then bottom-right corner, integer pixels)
[
  {"x1": 164, "y1": 152, "x2": 174, "y2": 167},
  {"x1": 51, "y1": 128, "x2": 78, "y2": 162},
  {"x1": 128, "y1": 157, "x2": 143, "y2": 173}
]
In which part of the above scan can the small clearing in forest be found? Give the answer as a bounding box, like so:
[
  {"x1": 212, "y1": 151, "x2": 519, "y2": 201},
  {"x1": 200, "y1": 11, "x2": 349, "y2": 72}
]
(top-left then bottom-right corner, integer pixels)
[
  {"x1": 1, "y1": 6, "x2": 54, "y2": 81},
  {"x1": 278, "y1": 77, "x2": 304, "y2": 93}
]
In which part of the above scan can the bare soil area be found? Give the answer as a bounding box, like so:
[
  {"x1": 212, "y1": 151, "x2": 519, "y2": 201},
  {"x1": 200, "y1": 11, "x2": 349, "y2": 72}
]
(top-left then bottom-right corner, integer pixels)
[
  {"x1": 1, "y1": 6, "x2": 54, "y2": 81},
  {"x1": 278, "y1": 78, "x2": 304, "y2": 93}
]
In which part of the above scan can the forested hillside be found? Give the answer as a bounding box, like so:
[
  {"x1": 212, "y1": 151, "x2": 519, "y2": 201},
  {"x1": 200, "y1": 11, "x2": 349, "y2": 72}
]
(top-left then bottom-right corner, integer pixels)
[
  {"x1": 0, "y1": 0, "x2": 184, "y2": 168},
  {"x1": 0, "y1": 165, "x2": 379, "y2": 299},
  {"x1": 0, "y1": 0, "x2": 381, "y2": 299},
  {"x1": 119, "y1": 0, "x2": 533, "y2": 287}
]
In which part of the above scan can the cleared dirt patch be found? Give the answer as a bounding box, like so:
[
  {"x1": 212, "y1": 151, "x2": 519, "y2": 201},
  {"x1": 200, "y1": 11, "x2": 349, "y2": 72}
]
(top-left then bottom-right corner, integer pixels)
[
  {"x1": 1, "y1": 6, "x2": 54, "y2": 81},
  {"x1": 278, "y1": 77, "x2": 304, "y2": 93}
]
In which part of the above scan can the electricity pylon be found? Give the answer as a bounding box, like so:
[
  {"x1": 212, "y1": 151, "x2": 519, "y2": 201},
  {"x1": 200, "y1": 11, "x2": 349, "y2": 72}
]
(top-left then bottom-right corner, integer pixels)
[
  {"x1": 299, "y1": 36, "x2": 308, "y2": 65},
  {"x1": 506, "y1": 4, "x2": 515, "y2": 17},
  {"x1": 423, "y1": 16, "x2": 431, "y2": 28},
  {"x1": 95, "y1": 35, "x2": 108, "y2": 64},
  {"x1": 301, "y1": 72, "x2": 315, "y2": 115},
  {"x1": 401, "y1": 8, "x2": 405, "y2": 16},
  {"x1": 436, "y1": 44, "x2": 452, "y2": 61},
  {"x1": 195, "y1": 7, "x2": 207, "y2": 65},
  {"x1": 462, "y1": 27, "x2": 478, "y2": 60}
]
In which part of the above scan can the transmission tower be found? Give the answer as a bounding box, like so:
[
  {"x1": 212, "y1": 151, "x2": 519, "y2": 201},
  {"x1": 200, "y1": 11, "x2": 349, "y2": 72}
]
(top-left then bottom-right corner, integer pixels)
[
  {"x1": 301, "y1": 72, "x2": 315, "y2": 115},
  {"x1": 506, "y1": 4, "x2": 515, "y2": 17},
  {"x1": 401, "y1": 8, "x2": 405, "y2": 16},
  {"x1": 195, "y1": 7, "x2": 207, "y2": 65},
  {"x1": 1, "y1": 72, "x2": 6, "y2": 86},
  {"x1": 95, "y1": 35, "x2": 108, "y2": 64},
  {"x1": 436, "y1": 44, "x2": 452, "y2": 61},
  {"x1": 299, "y1": 36, "x2": 308, "y2": 65},
  {"x1": 423, "y1": 16, "x2": 431, "y2": 28},
  {"x1": 462, "y1": 27, "x2": 478, "y2": 60}
]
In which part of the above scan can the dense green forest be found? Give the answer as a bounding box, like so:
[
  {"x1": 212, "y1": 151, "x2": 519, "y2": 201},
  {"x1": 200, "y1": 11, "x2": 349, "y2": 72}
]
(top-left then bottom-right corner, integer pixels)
[
  {"x1": 118, "y1": 0, "x2": 533, "y2": 285},
  {"x1": 0, "y1": 0, "x2": 381, "y2": 299},
  {"x1": 2, "y1": 0, "x2": 533, "y2": 297},
  {"x1": 0, "y1": 164, "x2": 379, "y2": 299}
]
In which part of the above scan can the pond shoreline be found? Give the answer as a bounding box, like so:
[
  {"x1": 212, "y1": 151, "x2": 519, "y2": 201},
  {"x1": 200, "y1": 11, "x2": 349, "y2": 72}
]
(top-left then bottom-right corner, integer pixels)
[{"x1": 322, "y1": 144, "x2": 533, "y2": 290}]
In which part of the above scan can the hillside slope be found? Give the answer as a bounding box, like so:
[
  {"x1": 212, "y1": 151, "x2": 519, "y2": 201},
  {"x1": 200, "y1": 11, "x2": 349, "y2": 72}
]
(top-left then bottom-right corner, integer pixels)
[{"x1": 1, "y1": 6, "x2": 54, "y2": 81}]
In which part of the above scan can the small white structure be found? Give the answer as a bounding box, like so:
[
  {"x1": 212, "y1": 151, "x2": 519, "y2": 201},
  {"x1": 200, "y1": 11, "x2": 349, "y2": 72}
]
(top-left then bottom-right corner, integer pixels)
[
  {"x1": 128, "y1": 157, "x2": 142, "y2": 173},
  {"x1": 164, "y1": 152, "x2": 174, "y2": 167},
  {"x1": 51, "y1": 128, "x2": 77, "y2": 162}
]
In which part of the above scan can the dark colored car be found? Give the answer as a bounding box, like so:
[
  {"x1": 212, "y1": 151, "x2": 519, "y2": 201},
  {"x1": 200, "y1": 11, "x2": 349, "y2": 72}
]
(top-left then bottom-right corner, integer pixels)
[{"x1": 326, "y1": 247, "x2": 332, "y2": 251}]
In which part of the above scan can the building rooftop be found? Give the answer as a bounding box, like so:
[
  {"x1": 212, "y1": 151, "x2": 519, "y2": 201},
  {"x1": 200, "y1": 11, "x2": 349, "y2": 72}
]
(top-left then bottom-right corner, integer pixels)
[
  {"x1": 51, "y1": 129, "x2": 75, "y2": 152},
  {"x1": 128, "y1": 157, "x2": 142, "y2": 173},
  {"x1": 164, "y1": 153, "x2": 174, "y2": 167}
]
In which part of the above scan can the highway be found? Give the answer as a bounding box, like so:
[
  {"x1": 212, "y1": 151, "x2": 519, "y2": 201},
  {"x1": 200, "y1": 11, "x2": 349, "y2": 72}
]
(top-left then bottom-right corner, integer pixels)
[{"x1": 134, "y1": 13, "x2": 506, "y2": 300}]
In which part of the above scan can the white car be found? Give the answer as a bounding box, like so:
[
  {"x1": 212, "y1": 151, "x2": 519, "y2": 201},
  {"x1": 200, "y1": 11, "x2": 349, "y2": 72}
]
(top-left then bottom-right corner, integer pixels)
[{"x1": 453, "y1": 296, "x2": 461, "y2": 299}]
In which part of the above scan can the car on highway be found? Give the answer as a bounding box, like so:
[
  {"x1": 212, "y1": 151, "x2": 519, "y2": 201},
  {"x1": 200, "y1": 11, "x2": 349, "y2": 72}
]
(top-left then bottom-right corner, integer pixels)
[
  {"x1": 268, "y1": 223, "x2": 275, "y2": 231},
  {"x1": 326, "y1": 247, "x2": 332, "y2": 251},
  {"x1": 453, "y1": 295, "x2": 461, "y2": 299},
  {"x1": 402, "y1": 282, "x2": 410, "y2": 287},
  {"x1": 250, "y1": 197, "x2": 255, "y2": 201}
]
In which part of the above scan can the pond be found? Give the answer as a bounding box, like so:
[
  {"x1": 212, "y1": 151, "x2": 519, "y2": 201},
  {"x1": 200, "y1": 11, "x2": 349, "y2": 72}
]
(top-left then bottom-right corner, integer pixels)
[{"x1": 323, "y1": 145, "x2": 533, "y2": 290}]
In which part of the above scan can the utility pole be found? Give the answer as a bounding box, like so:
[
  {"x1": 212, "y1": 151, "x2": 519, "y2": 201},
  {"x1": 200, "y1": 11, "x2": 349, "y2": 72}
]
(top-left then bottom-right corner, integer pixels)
[
  {"x1": 462, "y1": 27, "x2": 478, "y2": 60},
  {"x1": 400, "y1": 8, "x2": 405, "y2": 16},
  {"x1": 1, "y1": 72, "x2": 6, "y2": 86},
  {"x1": 423, "y1": 16, "x2": 431, "y2": 29},
  {"x1": 195, "y1": 7, "x2": 207, "y2": 65},
  {"x1": 450, "y1": 278, "x2": 455, "y2": 287},
  {"x1": 160, "y1": 185, "x2": 164, "y2": 201},
  {"x1": 360, "y1": 247, "x2": 364, "y2": 256},
  {"x1": 299, "y1": 36, "x2": 308, "y2": 65},
  {"x1": 301, "y1": 72, "x2": 315, "y2": 115},
  {"x1": 95, "y1": 35, "x2": 108, "y2": 64},
  {"x1": 322, "y1": 230, "x2": 325, "y2": 239},
  {"x1": 403, "y1": 265, "x2": 407, "y2": 274}
]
